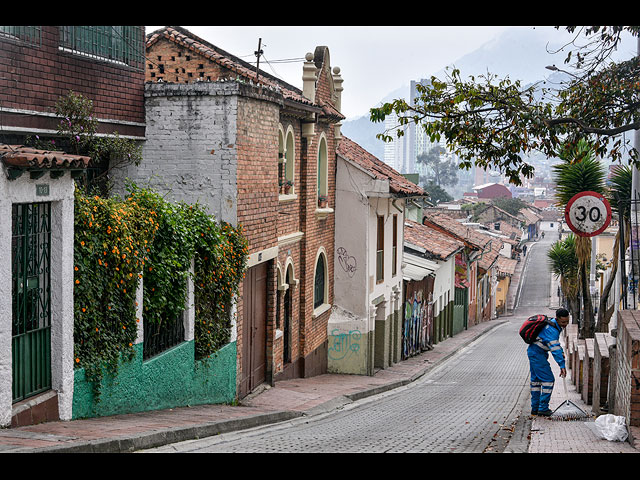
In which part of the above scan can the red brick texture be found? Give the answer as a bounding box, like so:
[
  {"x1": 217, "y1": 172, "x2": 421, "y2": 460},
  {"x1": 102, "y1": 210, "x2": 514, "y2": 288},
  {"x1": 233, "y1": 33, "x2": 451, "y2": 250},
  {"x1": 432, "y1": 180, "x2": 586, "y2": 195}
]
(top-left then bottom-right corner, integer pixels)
[
  {"x1": 0, "y1": 26, "x2": 145, "y2": 136},
  {"x1": 146, "y1": 28, "x2": 342, "y2": 393}
]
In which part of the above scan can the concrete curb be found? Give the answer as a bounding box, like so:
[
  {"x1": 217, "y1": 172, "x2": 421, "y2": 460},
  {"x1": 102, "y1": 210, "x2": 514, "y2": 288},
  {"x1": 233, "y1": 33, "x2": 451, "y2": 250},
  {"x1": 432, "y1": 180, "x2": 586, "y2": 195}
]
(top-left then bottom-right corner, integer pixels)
[{"x1": 6, "y1": 411, "x2": 304, "y2": 453}]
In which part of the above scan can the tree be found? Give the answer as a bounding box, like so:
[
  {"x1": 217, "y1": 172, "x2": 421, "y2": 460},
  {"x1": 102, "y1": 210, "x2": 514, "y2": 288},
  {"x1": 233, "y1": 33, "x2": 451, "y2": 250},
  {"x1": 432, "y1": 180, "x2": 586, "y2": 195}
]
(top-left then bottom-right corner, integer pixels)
[
  {"x1": 416, "y1": 145, "x2": 458, "y2": 187},
  {"x1": 491, "y1": 197, "x2": 529, "y2": 217},
  {"x1": 552, "y1": 139, "x2": 607, "y2": 338},
  {"x1": 548, "y1": 234, "x2": 580, "y2": 322},
  {"x1": 597, "y1": 164, "x2": 633, "y2": 332},
  {"x1": 370, "y1": 26, "x2": 640, "y2": 186},
  {"x1": 423, "y1": 181, "x2": 453, "y2": 204}
]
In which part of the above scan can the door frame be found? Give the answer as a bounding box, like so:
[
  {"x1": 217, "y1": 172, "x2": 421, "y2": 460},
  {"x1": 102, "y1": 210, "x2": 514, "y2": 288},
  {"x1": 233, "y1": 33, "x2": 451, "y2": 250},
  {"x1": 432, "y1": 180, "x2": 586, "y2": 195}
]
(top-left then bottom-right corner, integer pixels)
[{"x1": 0, "y1": 175, "x2": 76, "y2": 427}]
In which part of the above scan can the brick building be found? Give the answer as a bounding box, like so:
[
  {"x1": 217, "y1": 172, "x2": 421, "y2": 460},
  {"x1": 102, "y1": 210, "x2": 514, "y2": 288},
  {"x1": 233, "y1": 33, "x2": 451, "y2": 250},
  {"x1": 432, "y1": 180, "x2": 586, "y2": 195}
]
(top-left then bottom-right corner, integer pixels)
[
  {"x1": 0, "y1": 26, "x2": 145, "y2": 427},
  {"x1": 114, "y1": 26, "x2": 344, "y2": 398},
  {"x1": 0, "y1": 26, "x2": 145, "y2": 143}
]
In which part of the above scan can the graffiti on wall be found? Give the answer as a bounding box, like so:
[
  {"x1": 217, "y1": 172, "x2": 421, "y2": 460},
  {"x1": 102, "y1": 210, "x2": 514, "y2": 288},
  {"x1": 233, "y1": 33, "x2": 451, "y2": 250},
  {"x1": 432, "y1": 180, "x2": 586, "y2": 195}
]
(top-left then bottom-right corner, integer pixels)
[
  {"x1": 328, "y1": 329, "x2": 362, "y2": 361},
  {"x1": 402, "y1": 289, "x2": 433, "y2": 360},
  {"x1": 337, "y1": 247, "x2": 357, "y2": 278}
]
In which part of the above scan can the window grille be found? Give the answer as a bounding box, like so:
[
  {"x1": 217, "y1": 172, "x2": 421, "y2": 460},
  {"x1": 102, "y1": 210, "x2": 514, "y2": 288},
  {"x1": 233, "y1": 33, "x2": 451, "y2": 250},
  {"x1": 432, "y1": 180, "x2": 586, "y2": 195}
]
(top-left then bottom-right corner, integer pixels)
[
  {"x1": 59, "y1": 26, "x2": 145, "y2": 70},
  {"x1": 0, "y1": 26, "x2": 41, "y2": 46},
  {"x1": 143, "y1": 314, "x2": 186, "y2": 360},
  {"x1": 314, "y1": 254, "x2": 325, "y2": 309}
]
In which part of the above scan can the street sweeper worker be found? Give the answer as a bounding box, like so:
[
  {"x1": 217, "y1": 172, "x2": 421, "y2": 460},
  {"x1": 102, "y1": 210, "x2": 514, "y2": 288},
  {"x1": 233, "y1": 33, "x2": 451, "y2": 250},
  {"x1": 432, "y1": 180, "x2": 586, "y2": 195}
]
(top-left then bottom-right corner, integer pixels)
[{"x1": 527, "y1": 308, "x2": 570, "y2": 416}]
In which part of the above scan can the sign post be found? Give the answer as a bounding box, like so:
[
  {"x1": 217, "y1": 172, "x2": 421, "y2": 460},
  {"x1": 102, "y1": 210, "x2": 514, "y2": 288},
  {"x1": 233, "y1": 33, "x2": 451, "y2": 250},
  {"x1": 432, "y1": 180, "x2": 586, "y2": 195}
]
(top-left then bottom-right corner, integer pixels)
[{"x1": 564, "y1": 191, "x2": 612, "y2": 237}]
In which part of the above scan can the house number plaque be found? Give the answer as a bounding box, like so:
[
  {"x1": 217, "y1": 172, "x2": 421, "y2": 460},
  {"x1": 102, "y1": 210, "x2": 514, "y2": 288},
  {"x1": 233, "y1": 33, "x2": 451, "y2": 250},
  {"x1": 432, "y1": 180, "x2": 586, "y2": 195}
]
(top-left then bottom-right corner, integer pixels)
[{"x1": 36, "y1": 184, "x2": 50, "y2": 196}]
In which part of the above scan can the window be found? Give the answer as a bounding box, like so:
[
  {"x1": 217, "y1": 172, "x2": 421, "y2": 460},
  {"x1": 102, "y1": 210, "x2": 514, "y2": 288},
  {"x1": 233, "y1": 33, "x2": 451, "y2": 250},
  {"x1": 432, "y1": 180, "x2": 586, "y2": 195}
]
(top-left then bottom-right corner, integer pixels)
[
  {"x1": 317, "y1": 134, "x2": 328, "y2": 207},
  {"x1": 284, "y1": 129, "x2": 296, "y2": 194},
  {"x1": 314, "y1": 252, "x2": 326, "y2": 309},
  {"x1": 278, "y1": 128, "x2": 285, "y2": 192},
  {"x1": 278, "y1": 126, "x2": 295, "y2": 197},
  {"x1": 392, "y1": 215, "x2": 398, "y2": 277},
  {"x1": 59, "y1": 26, "x2": 145, "y2": 70},
  {"x1": 376, "y1": 215, "x2": 384, "y2": 283}
]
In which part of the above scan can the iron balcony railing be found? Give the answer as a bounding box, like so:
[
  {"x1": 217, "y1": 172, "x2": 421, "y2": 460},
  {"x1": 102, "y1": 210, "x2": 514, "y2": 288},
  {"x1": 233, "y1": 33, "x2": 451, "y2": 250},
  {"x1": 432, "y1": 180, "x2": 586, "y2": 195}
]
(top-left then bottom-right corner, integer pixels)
[{"x1": 58, "y1": 26, "x2": 145, "y2": 70}]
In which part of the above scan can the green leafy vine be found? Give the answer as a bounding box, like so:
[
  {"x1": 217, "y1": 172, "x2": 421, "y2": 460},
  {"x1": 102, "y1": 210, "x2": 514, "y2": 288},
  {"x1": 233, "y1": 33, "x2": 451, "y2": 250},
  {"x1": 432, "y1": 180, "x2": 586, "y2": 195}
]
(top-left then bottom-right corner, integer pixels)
[{"x1": 74, "y1": 185, "x2": 248, "y2": 399}]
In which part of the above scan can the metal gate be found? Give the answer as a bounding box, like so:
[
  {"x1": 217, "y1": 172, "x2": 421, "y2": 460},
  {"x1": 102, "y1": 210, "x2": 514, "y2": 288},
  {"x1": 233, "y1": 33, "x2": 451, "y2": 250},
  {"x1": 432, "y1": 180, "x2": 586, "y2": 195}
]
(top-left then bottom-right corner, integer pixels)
[{"x1": 12, "y1": 202, "x2": 52, "y2": 403}]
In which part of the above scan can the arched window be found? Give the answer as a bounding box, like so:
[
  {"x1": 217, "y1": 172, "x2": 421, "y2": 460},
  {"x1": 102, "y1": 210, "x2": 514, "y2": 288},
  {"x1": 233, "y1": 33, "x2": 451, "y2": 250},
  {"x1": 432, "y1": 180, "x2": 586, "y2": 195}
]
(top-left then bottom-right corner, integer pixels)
[
  {"x1": 278, "y1": 127, "x2": 285, "y2": 193},
  {"x1": 317, "y1": 134, "x2": 328, "y2": 205},
  {"x1": 314, "y1": 251, "x2": 327, "y2": 309},
  {"x1": 284, "y1": 128, "x2": 295, "y2": 194}
]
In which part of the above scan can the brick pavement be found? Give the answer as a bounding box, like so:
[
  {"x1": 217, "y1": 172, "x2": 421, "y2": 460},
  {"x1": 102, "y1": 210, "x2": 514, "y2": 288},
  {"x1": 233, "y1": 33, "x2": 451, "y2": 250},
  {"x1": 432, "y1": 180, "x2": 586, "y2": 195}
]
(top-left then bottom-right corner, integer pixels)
[
  {"x1": 1, "y1": 310, "x2": 638, "y2": 453},
  {"x1": 528, "y1": 338, "x2": 639, "y2": 453}
]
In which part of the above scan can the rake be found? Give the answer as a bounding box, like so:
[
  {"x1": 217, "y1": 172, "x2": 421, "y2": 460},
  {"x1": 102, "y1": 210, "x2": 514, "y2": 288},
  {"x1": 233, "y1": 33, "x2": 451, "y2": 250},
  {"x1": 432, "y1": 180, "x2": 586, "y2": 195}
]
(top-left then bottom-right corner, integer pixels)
[{"x1": 549, "y1": 376, "x2": 590, "y2": 421}]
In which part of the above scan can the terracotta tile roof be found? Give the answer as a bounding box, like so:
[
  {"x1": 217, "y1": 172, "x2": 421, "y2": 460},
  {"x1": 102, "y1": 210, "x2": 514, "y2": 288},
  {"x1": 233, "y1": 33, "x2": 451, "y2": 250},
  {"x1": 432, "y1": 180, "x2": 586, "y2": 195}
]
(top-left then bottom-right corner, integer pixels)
[
  {"x1": 146, "y1": 26, "x2": 343, "y2": 119},
  {"x1": 422, "y1": 211, "x2": 505, "y2": 272},
  {"x1": 336, "y1": 136, "x2": 425, "y2": 197},
  {"x1": 1, "y1": 144, "x2": 90, "y2": 170},
  {"x1": 404, "y1": 219, "x2": 463, "y2": 261},
  {"x1": 423, "y1": 211, "x2": 490, "y2": 251},
  {"x1": 495, "y1": 254, "x2": 517, "y2": 276},
  {"x1": 486, "y1": 221, "x2": 522, "y2": 243},
  {"x1": 519, "y1": 207, "x2": 542, "y2": 225}
]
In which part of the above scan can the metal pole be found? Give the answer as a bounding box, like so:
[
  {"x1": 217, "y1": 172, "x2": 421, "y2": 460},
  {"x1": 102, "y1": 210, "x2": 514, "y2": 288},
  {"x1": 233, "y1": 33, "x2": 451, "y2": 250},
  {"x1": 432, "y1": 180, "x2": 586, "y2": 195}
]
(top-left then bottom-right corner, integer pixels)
[{"x1": 631, "y1": 36, "x2": 640, "y2": 309}]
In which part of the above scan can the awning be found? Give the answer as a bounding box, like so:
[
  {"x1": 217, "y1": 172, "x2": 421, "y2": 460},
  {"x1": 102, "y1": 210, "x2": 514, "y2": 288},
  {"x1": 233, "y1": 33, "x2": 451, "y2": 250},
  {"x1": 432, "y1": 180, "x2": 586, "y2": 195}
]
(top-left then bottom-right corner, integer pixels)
[
  {"x1": 403, "y1": 252, "x2": 439, "y2": 282},
  {"x1": 1, "y1": 144, "x2": 90, "y2": 180}
]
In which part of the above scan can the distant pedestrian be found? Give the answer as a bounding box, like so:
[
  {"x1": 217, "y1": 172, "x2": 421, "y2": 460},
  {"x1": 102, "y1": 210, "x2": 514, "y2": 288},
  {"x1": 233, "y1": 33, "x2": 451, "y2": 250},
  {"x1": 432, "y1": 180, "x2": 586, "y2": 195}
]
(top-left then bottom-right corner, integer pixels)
[
  {"x1": 527, "y1": 308, "x2": 570, "y2": 416},
  {"x1": 523, "y1": 244, "x2": 527, "y2": 256}
]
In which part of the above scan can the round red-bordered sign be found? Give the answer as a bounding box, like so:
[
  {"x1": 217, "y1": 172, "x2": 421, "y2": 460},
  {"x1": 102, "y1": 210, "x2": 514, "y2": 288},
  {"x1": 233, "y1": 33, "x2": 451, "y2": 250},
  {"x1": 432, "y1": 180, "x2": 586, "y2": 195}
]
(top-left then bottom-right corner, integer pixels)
[{"x1": 564, "y1": 191, "x2": 612, "y2": 237}]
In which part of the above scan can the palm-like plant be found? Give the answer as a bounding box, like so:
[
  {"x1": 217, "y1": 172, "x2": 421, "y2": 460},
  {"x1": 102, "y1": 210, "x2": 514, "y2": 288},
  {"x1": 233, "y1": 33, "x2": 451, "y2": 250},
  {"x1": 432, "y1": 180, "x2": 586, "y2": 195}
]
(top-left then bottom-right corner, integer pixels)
[
  {"x1": 596, "y1": 164, "x2": 633, "y2": 331},
  {"x1": 552, "y1": 139, "x2": 607, "y2": 338},
  {"x1": 548, "y1": 234, "x2": 580, "y2": 320}
]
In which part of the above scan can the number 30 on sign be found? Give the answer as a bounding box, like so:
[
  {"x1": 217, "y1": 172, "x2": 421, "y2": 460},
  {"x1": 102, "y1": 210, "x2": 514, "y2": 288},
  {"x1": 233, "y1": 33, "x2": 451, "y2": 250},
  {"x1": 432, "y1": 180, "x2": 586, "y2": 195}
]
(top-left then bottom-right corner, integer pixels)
[{"x1": 564, "y1": 191, "x2": 612, "y2": 237}]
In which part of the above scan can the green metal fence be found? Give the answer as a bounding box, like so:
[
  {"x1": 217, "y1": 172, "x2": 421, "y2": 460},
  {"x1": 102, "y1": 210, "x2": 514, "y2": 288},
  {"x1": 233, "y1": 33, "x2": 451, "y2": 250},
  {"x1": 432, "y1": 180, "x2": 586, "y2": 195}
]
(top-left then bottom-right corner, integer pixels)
[
  {"x1": 0, "y1": 26, "x2": 41, "y2": 45},
  {"x1": 58, "y1": 26, "x2": 145, "y2": 70},
  {"x1": 12, "y1": 202, "x2": 52, "y2": 403}
]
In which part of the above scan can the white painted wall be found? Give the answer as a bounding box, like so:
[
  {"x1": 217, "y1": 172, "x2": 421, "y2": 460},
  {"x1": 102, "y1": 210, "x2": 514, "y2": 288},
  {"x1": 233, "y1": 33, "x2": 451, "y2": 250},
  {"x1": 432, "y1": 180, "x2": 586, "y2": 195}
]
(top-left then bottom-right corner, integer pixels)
[{"x1": 0, "y1": 172, "x2": 76, "y2": 426}]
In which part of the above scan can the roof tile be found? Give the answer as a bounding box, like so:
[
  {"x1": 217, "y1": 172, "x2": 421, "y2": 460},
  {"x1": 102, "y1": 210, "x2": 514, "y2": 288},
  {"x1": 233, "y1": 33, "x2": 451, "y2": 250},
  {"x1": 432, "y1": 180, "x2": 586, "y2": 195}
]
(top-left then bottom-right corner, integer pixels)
[
  {"x1": 1, "y1": 144, "x2": 90, "y2": 170},
  {"x1": 336, "y1": 136, "x2": 424, "y2": 196}
]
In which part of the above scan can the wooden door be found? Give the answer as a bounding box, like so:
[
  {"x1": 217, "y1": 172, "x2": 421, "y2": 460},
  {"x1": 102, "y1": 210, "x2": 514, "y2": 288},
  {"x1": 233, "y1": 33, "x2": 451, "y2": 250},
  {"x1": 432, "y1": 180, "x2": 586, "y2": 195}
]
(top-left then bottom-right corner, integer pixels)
[{"x1": 240, "y1": 262, "x2": 267, "y2": 398}]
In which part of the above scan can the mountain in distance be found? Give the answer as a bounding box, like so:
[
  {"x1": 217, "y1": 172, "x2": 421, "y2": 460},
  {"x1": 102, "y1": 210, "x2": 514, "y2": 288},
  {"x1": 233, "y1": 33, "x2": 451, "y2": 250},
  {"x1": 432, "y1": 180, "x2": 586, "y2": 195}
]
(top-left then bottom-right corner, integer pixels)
[{"x1": 341, "y1": 27, "x2": 572, "y2": 161}]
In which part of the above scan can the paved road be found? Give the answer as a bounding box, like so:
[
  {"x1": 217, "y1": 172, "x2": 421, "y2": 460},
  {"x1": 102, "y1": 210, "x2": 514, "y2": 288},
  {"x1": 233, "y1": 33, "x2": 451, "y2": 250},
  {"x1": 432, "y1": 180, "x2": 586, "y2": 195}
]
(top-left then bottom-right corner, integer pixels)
[
  {"x1": 141, "y1": 237, "x2": 558, "y2": 453},
  {"x1": 142, "y1": 324, "x2": 532, "y2": 453}
]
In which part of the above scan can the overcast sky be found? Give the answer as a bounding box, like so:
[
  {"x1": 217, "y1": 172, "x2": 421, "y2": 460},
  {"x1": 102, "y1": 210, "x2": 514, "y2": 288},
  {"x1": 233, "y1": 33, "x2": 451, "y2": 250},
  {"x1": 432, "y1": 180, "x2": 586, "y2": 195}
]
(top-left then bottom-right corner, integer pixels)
[{"x1": 144, "y1": 26, "x2": 618, "y2": 120}]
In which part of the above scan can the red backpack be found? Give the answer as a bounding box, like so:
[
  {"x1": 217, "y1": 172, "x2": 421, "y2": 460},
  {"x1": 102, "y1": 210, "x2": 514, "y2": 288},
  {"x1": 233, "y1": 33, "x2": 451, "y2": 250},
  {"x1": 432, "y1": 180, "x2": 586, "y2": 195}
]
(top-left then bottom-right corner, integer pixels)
[{"x1": 519, "y1": 314, "x2": 553, "y2": 344}]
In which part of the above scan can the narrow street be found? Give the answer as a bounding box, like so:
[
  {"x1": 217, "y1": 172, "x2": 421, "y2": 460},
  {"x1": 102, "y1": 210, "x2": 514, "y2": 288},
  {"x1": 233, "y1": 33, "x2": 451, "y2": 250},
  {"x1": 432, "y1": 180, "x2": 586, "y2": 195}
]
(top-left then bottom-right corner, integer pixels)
[{"x1": 141, "y1": 236, "x2": 557, "y2": 453}]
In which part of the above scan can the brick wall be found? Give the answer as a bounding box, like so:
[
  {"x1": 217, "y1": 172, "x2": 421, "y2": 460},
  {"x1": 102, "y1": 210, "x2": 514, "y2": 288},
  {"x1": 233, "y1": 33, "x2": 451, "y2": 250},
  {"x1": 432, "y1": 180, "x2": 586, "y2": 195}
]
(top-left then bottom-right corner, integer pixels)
[
  {"x1": 0, "y1": 26, "x2": 145, "y2": 136},
  {"x1": 593, "y1": 332, "x2": 613, "y2": 415},
  {"x1": 299, "y1": 126, "x2": 335, "y2": 373},
  {"x1": 143, "y1": 34, "x2": 341, "y2": 388},
  {"x1": 614, "y1": 310, "x2": 640, "y2": 426}
]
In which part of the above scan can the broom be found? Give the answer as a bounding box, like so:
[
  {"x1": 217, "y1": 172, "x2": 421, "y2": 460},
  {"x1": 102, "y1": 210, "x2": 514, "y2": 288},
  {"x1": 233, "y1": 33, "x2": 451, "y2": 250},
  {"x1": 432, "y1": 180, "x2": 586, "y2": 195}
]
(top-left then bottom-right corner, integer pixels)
[{"x1": 549, "y1": 376, "x2": 590, "y2": 421}]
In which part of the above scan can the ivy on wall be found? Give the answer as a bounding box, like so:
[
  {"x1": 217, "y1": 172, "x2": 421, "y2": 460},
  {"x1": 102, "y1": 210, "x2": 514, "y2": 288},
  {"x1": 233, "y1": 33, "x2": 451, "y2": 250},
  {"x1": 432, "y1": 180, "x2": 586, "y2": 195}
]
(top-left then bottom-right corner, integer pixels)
[{"x1": 74, "y1": 185, "x2": 248, "y2": 399}]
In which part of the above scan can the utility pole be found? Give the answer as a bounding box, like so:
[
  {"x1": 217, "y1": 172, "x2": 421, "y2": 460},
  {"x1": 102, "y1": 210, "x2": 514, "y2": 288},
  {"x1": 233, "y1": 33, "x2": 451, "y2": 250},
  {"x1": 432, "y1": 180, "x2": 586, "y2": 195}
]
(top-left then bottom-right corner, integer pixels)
[
  {"x1": 630, "y1": 35, "x2": 640, "y2": 311},
  {"x1": 254, "y1": 38, "x2": 263, "y2": 82}
]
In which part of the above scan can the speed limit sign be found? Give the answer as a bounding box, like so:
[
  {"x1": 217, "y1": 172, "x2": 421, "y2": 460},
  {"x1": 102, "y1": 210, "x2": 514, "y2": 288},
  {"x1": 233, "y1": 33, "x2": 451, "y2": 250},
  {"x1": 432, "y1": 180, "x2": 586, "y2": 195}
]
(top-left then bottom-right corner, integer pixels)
[{"x1": 564, "y1": 191, "x2": 612, "y2": 237}]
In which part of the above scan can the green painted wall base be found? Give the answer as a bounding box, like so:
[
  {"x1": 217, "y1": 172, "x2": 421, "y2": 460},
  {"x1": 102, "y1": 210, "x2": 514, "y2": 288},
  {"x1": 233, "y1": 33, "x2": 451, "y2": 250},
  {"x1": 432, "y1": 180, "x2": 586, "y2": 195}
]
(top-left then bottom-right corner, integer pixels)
[{"x1": 72, "y1": 340, "x2": 237, "y2": 419}]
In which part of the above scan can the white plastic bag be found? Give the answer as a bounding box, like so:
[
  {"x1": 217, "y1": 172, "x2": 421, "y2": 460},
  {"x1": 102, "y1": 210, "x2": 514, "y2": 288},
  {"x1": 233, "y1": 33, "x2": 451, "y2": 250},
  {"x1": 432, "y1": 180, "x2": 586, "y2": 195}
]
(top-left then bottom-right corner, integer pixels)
[{"x1": 594, "y1": 414, "x2": 628, "y2": 442}]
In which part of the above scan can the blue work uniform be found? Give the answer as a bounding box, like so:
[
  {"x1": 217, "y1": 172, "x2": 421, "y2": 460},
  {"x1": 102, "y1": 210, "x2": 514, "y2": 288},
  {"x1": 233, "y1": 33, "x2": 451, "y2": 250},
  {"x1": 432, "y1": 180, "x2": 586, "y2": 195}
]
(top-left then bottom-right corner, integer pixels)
[{"x1": 527, "y1": 318, "x2": 565, "y2": 412}]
